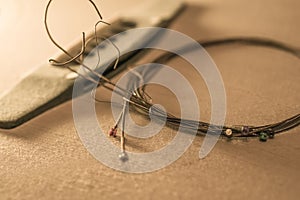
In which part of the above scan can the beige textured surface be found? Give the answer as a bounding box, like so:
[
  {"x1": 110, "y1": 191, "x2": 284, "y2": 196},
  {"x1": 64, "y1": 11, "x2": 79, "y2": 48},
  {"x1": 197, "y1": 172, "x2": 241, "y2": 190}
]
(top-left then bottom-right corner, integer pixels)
[{"x1": 0, "y1": 0, "x2": 300, "y2": 199}]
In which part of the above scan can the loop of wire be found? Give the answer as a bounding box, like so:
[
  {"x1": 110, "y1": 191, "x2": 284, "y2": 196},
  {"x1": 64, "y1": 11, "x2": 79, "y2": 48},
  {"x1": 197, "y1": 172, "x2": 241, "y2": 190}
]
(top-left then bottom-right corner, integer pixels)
[{"x1": 44, "y1": 0, "x2": 300, "y2": 150}]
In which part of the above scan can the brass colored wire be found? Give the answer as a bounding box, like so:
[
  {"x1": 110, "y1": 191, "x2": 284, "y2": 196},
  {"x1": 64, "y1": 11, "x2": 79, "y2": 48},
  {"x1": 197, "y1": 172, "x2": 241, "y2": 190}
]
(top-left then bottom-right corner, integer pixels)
[
  {"x1": 49, "y1": 32, "x2": 86, "y2": 66},
  {"x1": 44, "y1": 0, "x2": 300, "y2": 141},
  {"x1": 44, "y1": 0, "x2": 128, "y2": 96}
]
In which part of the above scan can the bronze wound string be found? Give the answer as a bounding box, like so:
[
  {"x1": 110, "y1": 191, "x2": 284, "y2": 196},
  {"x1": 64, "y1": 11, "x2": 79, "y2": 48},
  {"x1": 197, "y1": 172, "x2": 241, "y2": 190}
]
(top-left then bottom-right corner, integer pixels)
[{"x1": 44, "y1": 0, "x2": 300, "y2": 159}]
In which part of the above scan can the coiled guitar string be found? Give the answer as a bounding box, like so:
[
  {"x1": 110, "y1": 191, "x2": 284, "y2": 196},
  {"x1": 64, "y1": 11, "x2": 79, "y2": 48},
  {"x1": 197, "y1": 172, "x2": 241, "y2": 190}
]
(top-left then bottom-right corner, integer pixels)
[
  {"x1": 131, "y1": 37, "x2": 300, "y2": 139},
  {"x1": 44, "y1": 1, "x2": 300, "y2": 155},
  {"x1": 107, "y1": 38, "x2": 300, "y2": 142}
]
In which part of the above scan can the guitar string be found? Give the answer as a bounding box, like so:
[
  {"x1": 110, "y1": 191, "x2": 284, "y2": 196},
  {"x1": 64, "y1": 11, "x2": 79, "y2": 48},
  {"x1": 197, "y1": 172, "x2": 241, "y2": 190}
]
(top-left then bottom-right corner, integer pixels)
[{"x1": 44, "y1": 0, "x2": 300, "y2": 156}]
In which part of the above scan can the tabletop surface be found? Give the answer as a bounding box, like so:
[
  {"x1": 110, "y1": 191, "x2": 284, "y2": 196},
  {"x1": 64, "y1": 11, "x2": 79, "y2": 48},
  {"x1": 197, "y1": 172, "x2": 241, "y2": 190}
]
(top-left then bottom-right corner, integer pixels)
[{"x1": 0, "y1": 0, "x2": 299, "y2": 199}]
